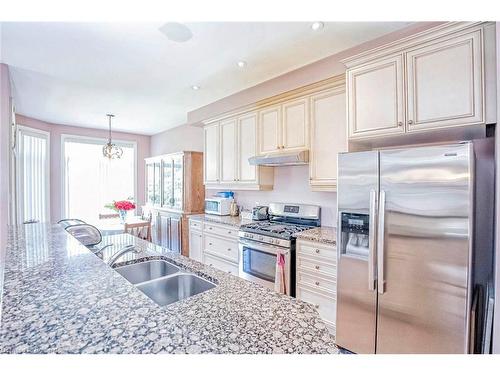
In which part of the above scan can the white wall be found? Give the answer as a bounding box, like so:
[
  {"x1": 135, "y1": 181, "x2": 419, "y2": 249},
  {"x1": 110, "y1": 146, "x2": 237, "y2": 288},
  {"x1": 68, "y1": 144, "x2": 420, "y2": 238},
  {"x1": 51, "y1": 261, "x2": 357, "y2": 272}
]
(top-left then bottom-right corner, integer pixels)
[
  {"x1": 207, "y1": 165, "x2": 337, "y2": 227},
  {"x1": 150, "y1": 123, "x2": 203, "y2": 156}
]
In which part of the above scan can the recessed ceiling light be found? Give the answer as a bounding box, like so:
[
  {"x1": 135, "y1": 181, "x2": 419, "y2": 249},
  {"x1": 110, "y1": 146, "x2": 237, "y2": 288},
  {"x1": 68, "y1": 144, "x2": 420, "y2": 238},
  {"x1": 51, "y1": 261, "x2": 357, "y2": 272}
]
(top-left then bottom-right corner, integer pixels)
[
  {"x1": 159, "y1": 22, "x2": 193, "y2": 42},
  {"x1": 237, "y1": 61, "x2": 247, "y2": 68},
  {"x1": 311, "y1": 22, "x2": 324, "y2": 31},
  {"x1": 191, "y1": 85, "x2": 200, "y2": 91}
]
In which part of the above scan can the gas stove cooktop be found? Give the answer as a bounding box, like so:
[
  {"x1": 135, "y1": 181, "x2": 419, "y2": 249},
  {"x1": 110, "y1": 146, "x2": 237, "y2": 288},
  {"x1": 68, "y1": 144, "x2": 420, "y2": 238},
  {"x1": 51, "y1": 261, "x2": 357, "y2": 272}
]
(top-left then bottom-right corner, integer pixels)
[{"x1": 239, "y1": 221, "x2": 314, "y2": 240}]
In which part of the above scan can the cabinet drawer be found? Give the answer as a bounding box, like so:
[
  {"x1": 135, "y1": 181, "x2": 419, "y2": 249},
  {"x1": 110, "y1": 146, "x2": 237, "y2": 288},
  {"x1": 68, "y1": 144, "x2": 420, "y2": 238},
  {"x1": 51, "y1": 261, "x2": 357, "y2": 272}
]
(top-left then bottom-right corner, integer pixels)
[
  {"x1": 189, "y1": 220, "x2": 202, "y2": 230},
  {"x1": 204, "y1": 223, "x2": 238, "y2": 239},
  {"x1": 297, "y1": 255, "x2": 336, "y2": 279},
  {"x1": 204, "y1": 234, "x2": 239, "y2": 263},
  {"x1": 297, "y1": 241, "x2": 336, "y2": 263},
  {"x1": 296, "y1": 285, "x2": 336, "y2": 327},
  {"x1": 297, "y1": 270, "x2": 336, "y2": 295},
  {"x1": 204, "y1": 253, "x2": 239, "y2": 275}
]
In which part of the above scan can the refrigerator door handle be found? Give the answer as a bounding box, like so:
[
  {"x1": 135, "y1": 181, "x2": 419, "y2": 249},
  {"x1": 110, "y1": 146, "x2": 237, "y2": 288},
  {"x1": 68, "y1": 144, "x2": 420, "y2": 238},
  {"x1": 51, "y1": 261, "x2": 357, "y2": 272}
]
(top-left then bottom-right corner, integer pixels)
[
  {"x1": 377, "y1": 190, "x2": 386, "y2": 294},
  {"x1": 368, "y1": 189, "x2": 377, "y2": 291}
]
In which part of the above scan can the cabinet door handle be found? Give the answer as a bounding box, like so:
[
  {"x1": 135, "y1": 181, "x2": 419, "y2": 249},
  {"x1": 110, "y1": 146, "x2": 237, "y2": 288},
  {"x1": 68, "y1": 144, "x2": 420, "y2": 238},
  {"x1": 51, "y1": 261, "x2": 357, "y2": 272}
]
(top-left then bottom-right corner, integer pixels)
[
  {"x1": 408, "y1": 120, "x2": 413, "y2": 125},
  {"x1": 315, "y1": 265, "x2": 320, "y2": 270},
  {"x1": 315, "y1": 249, "x2": 320, "y2": 254},
  {"x1": 398, "y1": 121, "x2": 403, "y2": 126},
  {"x1": 314, "y1": 304, "x2": 320, "y2": 309},
  {"x1": 315, "y1": 281, "x2": 320, "y2": 286},
  {"x1": 227, "y1": 248, "x2": 231, "y2": 251},
  {"x1": 209, "y1": 242, "x2": 213, "y2": 245}
]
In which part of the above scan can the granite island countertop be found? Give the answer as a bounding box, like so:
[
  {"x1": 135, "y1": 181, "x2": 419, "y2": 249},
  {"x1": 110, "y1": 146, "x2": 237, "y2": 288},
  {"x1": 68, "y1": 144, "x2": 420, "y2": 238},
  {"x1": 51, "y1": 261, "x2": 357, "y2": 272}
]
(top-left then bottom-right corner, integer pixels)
[
  {"x1": 293, "y1": 226, "x2": 337, "y2": 246},
  {"x1": 0, "y1": 223, "x2": 338, "y2": 354}
]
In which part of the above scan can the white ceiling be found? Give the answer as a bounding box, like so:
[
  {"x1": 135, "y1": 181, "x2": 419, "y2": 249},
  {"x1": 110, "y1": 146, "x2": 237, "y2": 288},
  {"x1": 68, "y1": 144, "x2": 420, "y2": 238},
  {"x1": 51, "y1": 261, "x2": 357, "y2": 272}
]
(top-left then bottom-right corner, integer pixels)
[{"x1": 1, "y1": 22, "x2": 411, "y2": 135}]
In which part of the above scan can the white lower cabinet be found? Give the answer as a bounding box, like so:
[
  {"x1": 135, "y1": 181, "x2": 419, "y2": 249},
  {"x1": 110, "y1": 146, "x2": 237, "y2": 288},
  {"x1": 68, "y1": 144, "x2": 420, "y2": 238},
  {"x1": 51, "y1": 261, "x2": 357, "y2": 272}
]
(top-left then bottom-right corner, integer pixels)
[
  {"x1": 188, "y1": 222, "x2": 203, "y2": 262},
  {"x1": 188, "y1": 220, "x2": 240, "y2": 275},
  {"x1": 296, "y1": 239, "x2": 337, "y2": 335}
]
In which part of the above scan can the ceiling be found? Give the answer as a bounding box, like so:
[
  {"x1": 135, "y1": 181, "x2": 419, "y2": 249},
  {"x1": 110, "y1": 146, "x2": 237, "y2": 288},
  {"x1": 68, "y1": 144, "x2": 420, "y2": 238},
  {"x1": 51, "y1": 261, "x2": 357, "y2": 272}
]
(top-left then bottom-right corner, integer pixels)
[{"x1": 1, "y1": 22, "x2": 411, "y2": 135}]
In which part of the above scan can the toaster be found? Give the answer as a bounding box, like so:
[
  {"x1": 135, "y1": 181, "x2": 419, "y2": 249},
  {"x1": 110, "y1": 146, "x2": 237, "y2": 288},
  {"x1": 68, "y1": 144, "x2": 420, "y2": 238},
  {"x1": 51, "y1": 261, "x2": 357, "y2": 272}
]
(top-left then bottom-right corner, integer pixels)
[{"x1": 252, "y1": 206, "x2": 269, "y2": 221}]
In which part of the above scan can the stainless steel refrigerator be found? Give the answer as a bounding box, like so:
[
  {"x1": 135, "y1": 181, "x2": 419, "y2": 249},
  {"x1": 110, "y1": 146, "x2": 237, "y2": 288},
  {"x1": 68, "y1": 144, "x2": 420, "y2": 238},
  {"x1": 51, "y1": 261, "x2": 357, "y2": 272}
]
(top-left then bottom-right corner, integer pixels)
[{"x1": 336, "y1": 142, "x2": 477, "y2": 354}]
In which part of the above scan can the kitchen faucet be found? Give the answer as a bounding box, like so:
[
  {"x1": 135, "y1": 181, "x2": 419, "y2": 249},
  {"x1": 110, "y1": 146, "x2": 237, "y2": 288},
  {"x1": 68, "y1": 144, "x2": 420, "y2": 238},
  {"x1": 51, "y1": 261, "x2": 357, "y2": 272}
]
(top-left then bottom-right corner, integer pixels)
[{"x1": 106, "y1": 245, "x2": 139, "y2": 267}]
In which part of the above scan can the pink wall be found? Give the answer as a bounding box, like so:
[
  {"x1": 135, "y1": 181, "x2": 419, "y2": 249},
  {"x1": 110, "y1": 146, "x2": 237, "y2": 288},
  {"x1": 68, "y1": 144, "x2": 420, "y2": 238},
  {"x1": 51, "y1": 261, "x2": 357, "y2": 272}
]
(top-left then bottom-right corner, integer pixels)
[
  {"x1": 15, "y1": 114, "x2": 151, "y2": 222},
  {"x1": 0, "y1": 63, "x2": 12, "y2": 290},
  {"x1": 207, "y1": 166, "x2": 337, "y2": 226},
  {"x1": 151, "y1": 123, "x2": 203, "y2": 156}
]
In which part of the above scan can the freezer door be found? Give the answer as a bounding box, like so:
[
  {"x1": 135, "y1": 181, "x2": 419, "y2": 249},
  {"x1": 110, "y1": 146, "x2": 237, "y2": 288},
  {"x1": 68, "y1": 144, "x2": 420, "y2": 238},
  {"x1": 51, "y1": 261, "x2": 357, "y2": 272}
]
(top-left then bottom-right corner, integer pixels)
[
  {"x1": 336, "y1": 151, "x2": 379, "y2": 354},
  {"x1": 377, "y1": 143, "x2": 473, "y2": 353}
]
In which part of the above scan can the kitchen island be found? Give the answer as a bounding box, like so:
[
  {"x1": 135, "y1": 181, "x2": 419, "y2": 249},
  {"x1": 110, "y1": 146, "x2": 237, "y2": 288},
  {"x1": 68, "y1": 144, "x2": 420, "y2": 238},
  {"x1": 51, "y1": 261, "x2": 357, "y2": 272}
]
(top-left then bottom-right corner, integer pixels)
[{"x1": 0, "y1": 223, "x2": 338, "y2": 354}]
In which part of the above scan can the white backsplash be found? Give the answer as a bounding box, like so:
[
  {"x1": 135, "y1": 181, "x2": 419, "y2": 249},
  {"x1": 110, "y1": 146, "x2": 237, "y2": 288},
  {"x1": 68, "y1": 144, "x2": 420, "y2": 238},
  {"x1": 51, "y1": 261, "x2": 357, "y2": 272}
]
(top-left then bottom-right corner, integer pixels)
[{"x1": 206, "y1": 165, "x2": 337, "y2": 227}]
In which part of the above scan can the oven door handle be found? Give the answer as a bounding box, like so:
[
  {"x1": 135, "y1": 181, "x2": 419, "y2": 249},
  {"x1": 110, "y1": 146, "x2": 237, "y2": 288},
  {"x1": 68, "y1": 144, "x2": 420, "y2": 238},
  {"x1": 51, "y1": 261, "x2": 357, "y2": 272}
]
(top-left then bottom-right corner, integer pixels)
[{"x1": 238, "y1": 238, "x2": 290, "y2": 255}]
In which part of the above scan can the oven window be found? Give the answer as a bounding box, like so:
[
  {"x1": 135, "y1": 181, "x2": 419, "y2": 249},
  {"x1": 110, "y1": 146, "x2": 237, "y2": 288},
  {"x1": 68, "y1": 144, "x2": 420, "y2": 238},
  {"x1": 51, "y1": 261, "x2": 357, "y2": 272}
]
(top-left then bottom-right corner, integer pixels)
[
  {"x1": 205, "y1": 200, "x2": 219, "y2": 212},
  {"x1": 242, "y1": 246, "x2": 276, "y2": 283}
]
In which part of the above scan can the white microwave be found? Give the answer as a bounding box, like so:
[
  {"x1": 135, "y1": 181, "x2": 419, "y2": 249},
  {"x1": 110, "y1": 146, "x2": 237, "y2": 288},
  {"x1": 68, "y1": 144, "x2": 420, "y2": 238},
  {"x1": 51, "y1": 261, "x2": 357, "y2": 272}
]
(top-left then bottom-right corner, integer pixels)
[{"x1": 205, "y1": 197, "x2": 233, "y2": 216}]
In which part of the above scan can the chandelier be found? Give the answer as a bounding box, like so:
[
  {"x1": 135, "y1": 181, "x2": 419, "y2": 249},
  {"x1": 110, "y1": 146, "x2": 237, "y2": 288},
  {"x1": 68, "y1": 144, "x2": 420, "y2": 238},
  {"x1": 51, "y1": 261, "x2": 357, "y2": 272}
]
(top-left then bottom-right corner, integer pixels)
[{"x1": 102, "y1": 114, "x2": 123, "y2": 159}]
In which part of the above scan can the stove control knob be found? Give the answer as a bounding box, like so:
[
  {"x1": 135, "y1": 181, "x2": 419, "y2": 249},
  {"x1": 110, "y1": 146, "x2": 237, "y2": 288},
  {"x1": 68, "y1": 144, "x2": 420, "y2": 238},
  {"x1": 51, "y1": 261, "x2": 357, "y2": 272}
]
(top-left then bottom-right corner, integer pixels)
[{"x1": 258, "y1": 236, "x2": 264, "y2": 241}]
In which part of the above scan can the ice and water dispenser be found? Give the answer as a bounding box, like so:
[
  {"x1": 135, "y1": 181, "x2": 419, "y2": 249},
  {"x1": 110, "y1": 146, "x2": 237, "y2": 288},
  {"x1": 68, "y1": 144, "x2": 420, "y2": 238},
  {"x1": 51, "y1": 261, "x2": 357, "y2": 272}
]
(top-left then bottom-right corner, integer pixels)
[{"x1": 340, "y1": 213, "x2": 370, "y2": 258}]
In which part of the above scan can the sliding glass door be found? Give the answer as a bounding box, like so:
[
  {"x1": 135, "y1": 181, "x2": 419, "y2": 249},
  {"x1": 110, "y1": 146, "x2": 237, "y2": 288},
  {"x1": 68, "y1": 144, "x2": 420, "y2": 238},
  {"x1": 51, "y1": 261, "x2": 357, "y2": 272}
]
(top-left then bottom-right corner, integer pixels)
[
  {"x1": 15, "y1": 126, "x2": 51, "y2": 224},
  {"x1": 62, "y1": 135, "x2": 136, "y2": 223}
]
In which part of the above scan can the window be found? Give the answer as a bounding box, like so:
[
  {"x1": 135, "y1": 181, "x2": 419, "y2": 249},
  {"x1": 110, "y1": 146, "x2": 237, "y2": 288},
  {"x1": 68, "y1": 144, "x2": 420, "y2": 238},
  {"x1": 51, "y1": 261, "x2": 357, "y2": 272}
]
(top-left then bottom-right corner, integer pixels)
[
  {"x1": 15, "y1": 126, "x2": 50, "y2": 224},
  {"x1": 62, "y1": 135, "x2": 136, "y2": 223}
]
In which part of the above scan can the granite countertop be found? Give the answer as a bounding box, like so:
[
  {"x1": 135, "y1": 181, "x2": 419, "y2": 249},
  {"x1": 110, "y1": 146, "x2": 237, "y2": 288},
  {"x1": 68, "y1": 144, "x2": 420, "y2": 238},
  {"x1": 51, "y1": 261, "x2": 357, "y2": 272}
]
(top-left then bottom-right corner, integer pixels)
[
  {"x1": 293, "y1": 227, "x2": 337, "y2": 246},
  {"x1": 188, "y1": 213, "x2": 252, "y2": 228},
  {"x1": 0, "y1": 223, "x2": 338, "y2": 354}
]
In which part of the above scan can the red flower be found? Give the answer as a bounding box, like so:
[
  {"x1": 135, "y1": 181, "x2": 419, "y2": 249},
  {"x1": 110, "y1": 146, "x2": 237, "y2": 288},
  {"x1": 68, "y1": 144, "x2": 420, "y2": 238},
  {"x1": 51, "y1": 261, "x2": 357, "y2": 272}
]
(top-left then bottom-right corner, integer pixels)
[{"x1": 114, "y1": 200, "x2": 136, "y2": 211}]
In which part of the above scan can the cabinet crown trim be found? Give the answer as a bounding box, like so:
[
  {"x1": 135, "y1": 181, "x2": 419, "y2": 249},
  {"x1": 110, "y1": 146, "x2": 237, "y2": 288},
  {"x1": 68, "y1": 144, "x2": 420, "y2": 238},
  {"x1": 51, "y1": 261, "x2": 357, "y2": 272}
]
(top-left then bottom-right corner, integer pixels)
[
  {"x1": 341, "y1": 21, "x2": 494, "y2": 68},
  {"x1": 202, "y1": 75, "x2": 346, "y2": 126}
]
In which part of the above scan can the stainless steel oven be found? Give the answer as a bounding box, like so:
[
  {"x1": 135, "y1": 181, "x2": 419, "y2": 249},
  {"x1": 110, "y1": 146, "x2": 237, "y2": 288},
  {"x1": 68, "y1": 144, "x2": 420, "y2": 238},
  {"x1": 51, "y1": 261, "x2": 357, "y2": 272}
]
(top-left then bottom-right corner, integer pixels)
[{"x1": 238, "y1": 238, "x2": 291, "y2": 294}]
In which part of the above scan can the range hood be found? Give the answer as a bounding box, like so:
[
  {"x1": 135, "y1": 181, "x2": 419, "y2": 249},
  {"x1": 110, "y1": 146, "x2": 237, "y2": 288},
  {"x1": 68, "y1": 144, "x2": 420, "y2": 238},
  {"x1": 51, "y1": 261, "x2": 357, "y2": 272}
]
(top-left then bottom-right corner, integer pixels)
[{"x1": 248, "y1": 150, "x2": 309, "y2": 166}]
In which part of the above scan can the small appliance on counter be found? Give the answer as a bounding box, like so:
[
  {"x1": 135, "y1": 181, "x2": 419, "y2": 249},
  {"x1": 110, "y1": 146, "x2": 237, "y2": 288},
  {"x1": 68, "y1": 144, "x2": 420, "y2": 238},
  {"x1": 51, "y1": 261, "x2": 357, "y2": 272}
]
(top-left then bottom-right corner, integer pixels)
[
  {"x1": 229, "y1": 201, "x2": 240, "y2": 217},
  {"x1": 252, "y1": 205, "x2": 269, "y2": 221},
  {"x1": 205, "y1": 196, "x2": 233, "y2": 216}
]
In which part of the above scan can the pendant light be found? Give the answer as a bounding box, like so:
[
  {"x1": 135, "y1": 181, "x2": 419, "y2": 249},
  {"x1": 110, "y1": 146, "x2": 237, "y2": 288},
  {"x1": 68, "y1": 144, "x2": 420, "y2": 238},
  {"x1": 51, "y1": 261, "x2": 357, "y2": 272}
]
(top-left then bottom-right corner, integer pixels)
[{"x1": 102, "y1": 114, "x2": 123, "y2": 159}]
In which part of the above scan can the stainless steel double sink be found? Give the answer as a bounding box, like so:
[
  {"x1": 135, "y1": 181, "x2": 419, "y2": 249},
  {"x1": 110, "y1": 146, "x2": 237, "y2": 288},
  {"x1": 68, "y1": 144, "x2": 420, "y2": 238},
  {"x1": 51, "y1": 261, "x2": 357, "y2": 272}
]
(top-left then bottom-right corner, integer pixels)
[{"x1": 114, "y1": 260, "x2": 216, "y2": 306}]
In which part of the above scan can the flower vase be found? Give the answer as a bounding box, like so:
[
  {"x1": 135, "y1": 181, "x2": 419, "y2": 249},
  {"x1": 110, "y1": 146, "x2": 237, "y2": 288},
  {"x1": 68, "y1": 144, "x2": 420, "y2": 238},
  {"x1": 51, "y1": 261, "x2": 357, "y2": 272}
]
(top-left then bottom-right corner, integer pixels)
[{"x1": 118, "y1": 210, "x2": 128, "y2": 224}]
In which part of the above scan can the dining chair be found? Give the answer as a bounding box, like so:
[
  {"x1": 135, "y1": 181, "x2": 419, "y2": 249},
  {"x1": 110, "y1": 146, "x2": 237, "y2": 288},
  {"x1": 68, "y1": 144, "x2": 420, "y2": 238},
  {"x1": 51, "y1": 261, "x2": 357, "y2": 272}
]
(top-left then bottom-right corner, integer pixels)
[
  {"x1": 99, "y1": 213, "x2": 120, "y2": 219},
  {"x1": 125, "y1": 221, "x2": 152, "y2": 242}
]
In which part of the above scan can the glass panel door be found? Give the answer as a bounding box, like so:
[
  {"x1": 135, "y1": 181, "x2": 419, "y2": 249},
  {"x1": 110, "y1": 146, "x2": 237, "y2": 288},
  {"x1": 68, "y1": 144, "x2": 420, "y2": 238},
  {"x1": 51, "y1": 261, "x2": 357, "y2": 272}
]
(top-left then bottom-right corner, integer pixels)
[
  {"x1": 162, "y1": 158, "x2": 173, "y2": 207},
  {"x1": 172, "y1": 154, "x2": 183, "y2": 210},
  {"x1": 153, "y1": 162, "x2": 161, "y2": 205},
  {"x1": 146, "y1": 163, "x2": 154, "y2": 205}
]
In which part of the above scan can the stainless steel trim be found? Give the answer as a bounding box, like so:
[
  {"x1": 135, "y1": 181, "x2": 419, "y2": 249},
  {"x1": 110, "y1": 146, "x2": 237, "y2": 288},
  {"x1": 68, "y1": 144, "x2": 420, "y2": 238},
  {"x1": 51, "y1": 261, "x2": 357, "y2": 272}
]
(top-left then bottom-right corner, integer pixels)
[
  {"x1": 268, "y1": 202, "x2": 320, "y2": 220},
  {"x1": 248, "y1": 150, "x2": 309, "y2": 166},
  {"x1": 238, "y1": 231, "x2": 291, "y2": 248},
  {"x1": 377, "y1": 190, "x2": 386, "y2": 295},
  {"x1": 368, "y1": 189, "x2": 377, "y2": 291},
  {"x1": 238, "y1": 238, "x2": 290, "y2": 254}
]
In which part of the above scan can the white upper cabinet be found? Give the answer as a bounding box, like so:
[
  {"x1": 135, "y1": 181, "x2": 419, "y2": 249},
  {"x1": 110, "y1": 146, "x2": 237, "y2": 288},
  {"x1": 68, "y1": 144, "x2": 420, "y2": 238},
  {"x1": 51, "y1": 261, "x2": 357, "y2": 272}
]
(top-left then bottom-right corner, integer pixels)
[
  {"x1": 344, "y1": 22, "x2": 495, "y2": 140},
  {"x1": 309, "y1": 87, "x2": 347, "y2": 191},
  {"x1": 282, "y1": 98, "x2": 309, "y2": 151},
  {"x1": 405, "y1": 29, "x2": 483, "y2": 131},
  {"x1": 203, "y1": 123, "x2": 219, "y2": 184},
  {"x1": 237, "y1": 113, "x2": 257, "y2": 183},
  {"x1": 258, "y1": 99, "x2": 310, "y2": 154},
  {"x1": 204, "y1": 111, "x2": 274, "y2": 190},
  {"x1": 347, "y1": 54, "x2": 405, "y2": 139},
  {"x1": 258, "y1": 106, "x2": 281, "y2": 154},
  {"x1": 219, "y1": 118, "x2": 237, "y2": 183}
]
